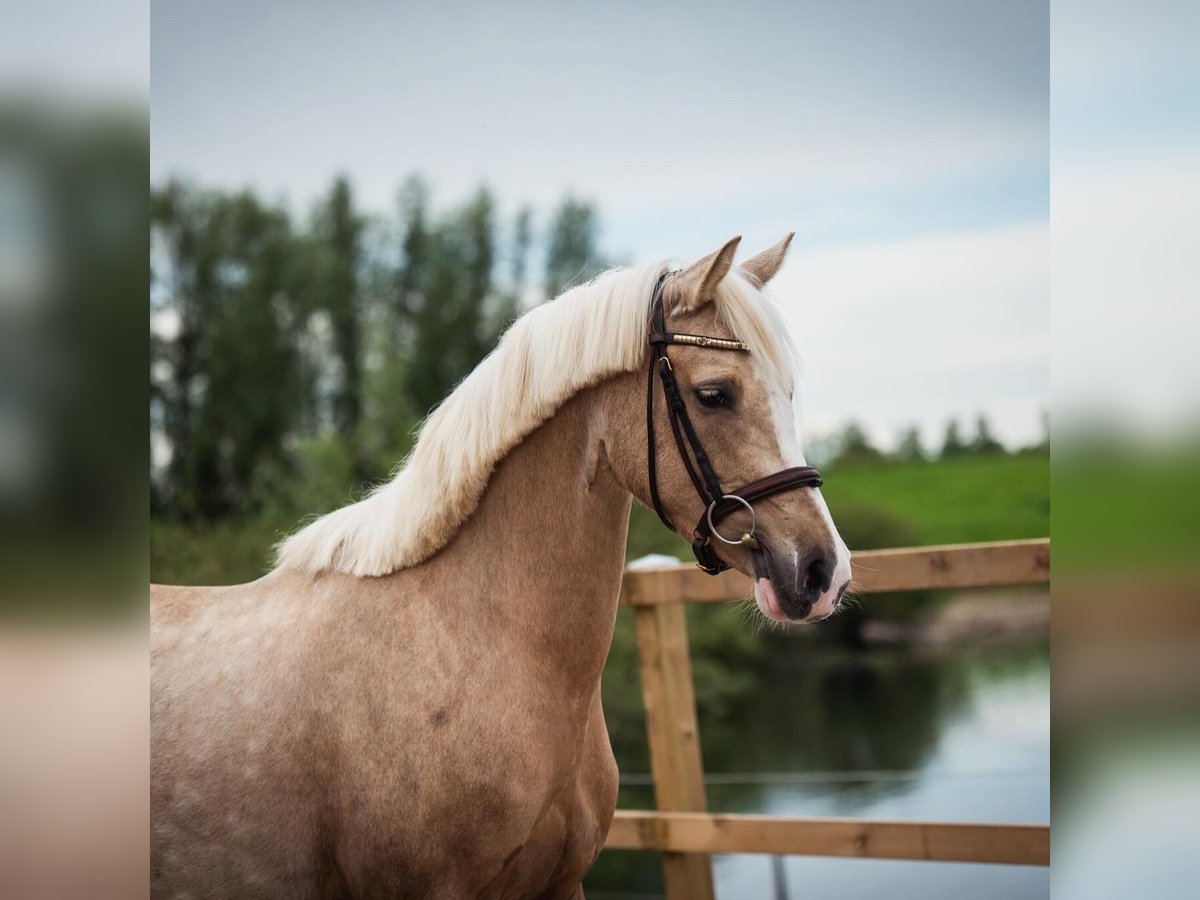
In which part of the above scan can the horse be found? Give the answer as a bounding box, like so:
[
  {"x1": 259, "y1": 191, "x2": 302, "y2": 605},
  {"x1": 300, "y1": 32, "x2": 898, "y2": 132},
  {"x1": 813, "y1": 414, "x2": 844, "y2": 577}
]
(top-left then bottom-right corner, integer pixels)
[{"x1": 150, "y1": 234, "x2": 852, "y2": 899}]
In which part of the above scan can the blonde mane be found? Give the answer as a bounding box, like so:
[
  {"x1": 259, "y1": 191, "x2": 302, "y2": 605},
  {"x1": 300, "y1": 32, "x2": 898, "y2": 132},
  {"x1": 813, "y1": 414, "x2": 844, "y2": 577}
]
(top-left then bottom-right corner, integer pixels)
[{"x1": 273, "y1": 261, "x2": 798, "y2": 576}]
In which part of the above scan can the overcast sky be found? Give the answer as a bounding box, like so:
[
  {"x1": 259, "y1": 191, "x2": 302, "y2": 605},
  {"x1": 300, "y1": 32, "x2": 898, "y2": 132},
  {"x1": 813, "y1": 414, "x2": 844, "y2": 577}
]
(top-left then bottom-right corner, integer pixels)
[{"x1": 152, "y1": 0, "x2": 1050, "y2": 449}]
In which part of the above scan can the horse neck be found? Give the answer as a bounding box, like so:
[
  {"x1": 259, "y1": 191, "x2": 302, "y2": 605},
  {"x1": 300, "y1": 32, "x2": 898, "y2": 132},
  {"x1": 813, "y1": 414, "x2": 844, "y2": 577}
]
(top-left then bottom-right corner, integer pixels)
[{"x1": 423, "y1": 383, "x2": 632, "y2": 689}]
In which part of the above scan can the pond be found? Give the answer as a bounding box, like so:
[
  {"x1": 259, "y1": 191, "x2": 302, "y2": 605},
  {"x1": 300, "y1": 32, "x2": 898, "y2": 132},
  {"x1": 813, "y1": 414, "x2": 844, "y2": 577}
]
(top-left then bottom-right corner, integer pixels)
[{"x1": 586, "y1": 636, "x2": 1050, "y2": 899}]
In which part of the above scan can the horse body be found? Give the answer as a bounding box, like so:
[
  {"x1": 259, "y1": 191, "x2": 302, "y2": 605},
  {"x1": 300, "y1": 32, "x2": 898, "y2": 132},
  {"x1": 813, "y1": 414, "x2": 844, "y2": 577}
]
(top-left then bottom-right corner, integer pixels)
[
  {"x1": 152, "y1": 236, "x2": 853, "y2": 898},
  {"x1": 152, "y1": 389, "x2": 628, "y2": 898}
]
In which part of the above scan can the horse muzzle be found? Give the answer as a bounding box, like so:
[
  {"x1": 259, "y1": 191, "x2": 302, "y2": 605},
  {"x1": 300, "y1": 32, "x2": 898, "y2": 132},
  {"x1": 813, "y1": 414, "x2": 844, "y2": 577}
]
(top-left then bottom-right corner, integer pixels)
[{"x1": 751, "y1": 539, "x2": 850, "y2": 623}]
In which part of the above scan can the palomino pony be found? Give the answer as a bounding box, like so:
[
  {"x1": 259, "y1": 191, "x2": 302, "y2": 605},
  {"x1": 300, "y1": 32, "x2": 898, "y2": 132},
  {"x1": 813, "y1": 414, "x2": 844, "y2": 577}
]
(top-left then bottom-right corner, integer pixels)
[{"x1": 151, "y1": 234, "x2": 852, "y2": 899}]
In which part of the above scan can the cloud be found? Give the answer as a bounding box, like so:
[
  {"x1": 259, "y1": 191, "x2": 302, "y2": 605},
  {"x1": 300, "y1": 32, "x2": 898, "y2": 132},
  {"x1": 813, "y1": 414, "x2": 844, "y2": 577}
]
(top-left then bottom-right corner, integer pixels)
[
  {"x1": 772, "y1": 221, "x2": 1049, "y2": 448},
  {"x1": 150, "y1": 0, "x2": 1047, "y2": 218}
]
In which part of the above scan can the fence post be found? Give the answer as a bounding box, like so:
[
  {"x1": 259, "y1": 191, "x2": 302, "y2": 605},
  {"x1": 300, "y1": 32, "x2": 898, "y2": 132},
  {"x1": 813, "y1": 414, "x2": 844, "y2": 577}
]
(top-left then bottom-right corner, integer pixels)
[{"x1": 633, "y1": 600, "x2": 716, "y2": 900}]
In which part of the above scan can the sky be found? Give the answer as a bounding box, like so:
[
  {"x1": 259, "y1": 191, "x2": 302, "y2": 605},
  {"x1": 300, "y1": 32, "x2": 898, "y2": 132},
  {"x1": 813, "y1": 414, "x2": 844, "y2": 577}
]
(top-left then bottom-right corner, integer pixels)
[{"x1": 151, "y1": 0, "x2": 1050, "y2": 450}]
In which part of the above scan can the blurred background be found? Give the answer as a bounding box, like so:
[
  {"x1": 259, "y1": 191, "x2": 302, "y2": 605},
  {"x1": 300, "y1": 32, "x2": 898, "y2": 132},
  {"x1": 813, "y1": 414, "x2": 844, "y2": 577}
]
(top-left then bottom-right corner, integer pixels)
[
  {"x1": 1052, "y1": 2, "x2": 1200, "y2": 899},
  {"x1": 1, "y1": 0, "x2": 1196, "y2": 897}
]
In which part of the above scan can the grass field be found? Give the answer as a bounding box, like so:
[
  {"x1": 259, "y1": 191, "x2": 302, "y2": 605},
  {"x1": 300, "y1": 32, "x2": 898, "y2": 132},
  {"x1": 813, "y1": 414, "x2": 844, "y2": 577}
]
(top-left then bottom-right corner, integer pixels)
[{"x1": 820, "y1": 451, "x2": 1050, "y2": 547}]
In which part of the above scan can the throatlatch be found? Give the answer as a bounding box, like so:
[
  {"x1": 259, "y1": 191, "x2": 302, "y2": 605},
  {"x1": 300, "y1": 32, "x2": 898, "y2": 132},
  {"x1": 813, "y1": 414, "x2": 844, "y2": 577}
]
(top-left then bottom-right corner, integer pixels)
[{"x1": 644, "y1": 271, "x2": 824, "y2": 575}]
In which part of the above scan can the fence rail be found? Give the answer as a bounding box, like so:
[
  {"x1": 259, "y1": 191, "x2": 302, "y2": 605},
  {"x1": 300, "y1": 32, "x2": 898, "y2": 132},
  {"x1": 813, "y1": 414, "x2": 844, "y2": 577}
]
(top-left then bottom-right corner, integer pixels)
[
  {"x1": 619, "y1": 538, "x2": 1051, "y2": 606},
  {"x1": 607, "y1": 811, "x2": 1050, "y2": 866},
  {"x1": 606, "y1": 538, "x2": 1051, "y2": 899}
]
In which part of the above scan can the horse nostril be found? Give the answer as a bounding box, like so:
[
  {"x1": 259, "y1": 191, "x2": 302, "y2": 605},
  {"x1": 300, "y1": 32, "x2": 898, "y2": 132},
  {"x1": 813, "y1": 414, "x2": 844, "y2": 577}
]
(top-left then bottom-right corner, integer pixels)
[{"x1": 800, "y1": 548, "x2": 834, "y2": 600}]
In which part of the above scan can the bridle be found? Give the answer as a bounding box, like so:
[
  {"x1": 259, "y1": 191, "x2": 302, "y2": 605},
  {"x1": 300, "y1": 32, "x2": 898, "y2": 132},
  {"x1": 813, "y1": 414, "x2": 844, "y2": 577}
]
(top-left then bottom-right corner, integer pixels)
[{"x1": 645, "y1": 271, "x2": 824, "y2": 575}]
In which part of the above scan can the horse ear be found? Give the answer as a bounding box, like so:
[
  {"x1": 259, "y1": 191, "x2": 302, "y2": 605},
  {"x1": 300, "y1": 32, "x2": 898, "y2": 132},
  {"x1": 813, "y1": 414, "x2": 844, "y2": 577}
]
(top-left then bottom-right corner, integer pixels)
[
  {"x1": 739, "y1": 232, "x2": 795, "y2": 286},
  {"x1": 667, "y1": 235, "x2": 742, "y2": 311}
]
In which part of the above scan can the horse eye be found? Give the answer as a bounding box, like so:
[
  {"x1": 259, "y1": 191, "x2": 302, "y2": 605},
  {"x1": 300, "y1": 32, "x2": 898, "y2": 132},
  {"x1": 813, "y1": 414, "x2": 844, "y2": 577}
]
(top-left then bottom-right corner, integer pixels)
[{"x1": 695, "y1": 387, "x2": 728, "y2": 408}]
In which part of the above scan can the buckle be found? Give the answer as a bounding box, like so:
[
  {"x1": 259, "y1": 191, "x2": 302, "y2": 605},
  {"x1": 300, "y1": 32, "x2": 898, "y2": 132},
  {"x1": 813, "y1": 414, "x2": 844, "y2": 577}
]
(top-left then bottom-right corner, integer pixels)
[{"x1": 691, "y1": 536, "x2": 729, "y2": 576}]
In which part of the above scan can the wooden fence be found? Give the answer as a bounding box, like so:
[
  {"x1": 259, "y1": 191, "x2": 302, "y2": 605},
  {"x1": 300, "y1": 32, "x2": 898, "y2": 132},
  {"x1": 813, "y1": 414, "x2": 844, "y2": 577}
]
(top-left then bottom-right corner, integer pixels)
[{"x1": 604, "y1": 538, "x2": 1051, "y2": 899}]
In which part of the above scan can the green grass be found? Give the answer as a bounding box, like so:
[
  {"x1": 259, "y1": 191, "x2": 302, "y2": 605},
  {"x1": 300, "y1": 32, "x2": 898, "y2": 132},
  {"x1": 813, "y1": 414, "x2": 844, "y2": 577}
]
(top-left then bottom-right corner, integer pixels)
[
  {"x1": 1053, "y1": 446, "x2": 1200, "y2": 568},
  {"x1": 820, "y1": 452, "x2": 1050, "y2": 547}
]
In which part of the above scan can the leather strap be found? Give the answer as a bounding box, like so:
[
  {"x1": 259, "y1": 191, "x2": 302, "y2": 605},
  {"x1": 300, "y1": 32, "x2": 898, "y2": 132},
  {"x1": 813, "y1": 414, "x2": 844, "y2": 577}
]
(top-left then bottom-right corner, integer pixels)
[
  {"x1": 692, "y1": 463, "x2": 822, "y2": 541},
  {"x1": 644, "y1": 272, "x2": 824, "y2": 575},
  {"x1": 645, "y1": 274, "x2": 675, "y2": 530},
  {"x1": 646, "y1": 272, "x2": 736, "y2": 528},
  {"x1": 707, "y1": 466, "x2": 824, "y2": 522}
]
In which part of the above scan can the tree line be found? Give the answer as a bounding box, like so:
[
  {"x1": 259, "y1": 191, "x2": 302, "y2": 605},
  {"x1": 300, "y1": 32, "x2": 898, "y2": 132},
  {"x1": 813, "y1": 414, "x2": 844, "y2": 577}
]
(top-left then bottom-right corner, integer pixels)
[
  {"x1": 150, "y1": 175, "x2": 608, "y2": 522},
  {"x1": 821, "y1": 413, "x2": 1048, "y2": 469}
]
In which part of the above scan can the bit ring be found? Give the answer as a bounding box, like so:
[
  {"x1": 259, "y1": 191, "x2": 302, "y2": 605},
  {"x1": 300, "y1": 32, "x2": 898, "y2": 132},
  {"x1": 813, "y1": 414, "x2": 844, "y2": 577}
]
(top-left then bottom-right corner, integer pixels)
[{"x1": 706, "y1": 495, "x2": 757, "y2": 546}]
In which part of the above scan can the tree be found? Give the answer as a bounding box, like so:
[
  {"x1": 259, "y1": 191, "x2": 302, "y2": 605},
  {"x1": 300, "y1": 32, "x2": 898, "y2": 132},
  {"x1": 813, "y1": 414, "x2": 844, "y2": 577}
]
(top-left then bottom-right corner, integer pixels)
[
  {"x1": 151, "y1": 180, "x2": 200, "y2": 515},
  {"x1": 834, "y1": 421, "x2": 885, "y2": 467},
  {"x1": 151, "y1": 182, "x2": 306, "y2": 518},
  {"x1": 971, "y1": 414, "x2": 1005, "y2": 455},
  {"x1": 311, "y1": 177, "x2": 365, "y2": 441},
  {"x1": 404, "y1": 188, "x2": 499, "y2": 414},
  {"x1": 894, "y1": 426, "x2": 926, "y2": 462},
  {"x1": 480, "y1": 206, "x2": 532, "y2": 342},
  {"x1": 511, "y1": 207, "x2": 532, "y2": 291},
  {"x1": 941, "y1": 418, "x2": 969, "y2": 459},
  {"x1": 544, "y1": 197, "x2": 607, "y2": 300},
  {"x1": 395, "y1": 176, "x2": 430, "y2": 342}
]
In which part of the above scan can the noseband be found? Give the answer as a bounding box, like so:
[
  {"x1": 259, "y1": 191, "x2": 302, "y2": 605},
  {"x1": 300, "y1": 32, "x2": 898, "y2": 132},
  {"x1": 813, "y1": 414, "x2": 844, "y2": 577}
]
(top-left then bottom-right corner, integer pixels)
[{"x1": 645, "y1": 272, "x2": 824, "y2": 575}]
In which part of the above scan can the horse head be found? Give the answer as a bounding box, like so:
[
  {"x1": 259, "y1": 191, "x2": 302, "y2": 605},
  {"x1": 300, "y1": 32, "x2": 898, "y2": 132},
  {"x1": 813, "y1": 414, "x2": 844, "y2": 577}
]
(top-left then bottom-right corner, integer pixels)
[{"x1": 604, "y1": 235, "x2": 852, "y2": 623}]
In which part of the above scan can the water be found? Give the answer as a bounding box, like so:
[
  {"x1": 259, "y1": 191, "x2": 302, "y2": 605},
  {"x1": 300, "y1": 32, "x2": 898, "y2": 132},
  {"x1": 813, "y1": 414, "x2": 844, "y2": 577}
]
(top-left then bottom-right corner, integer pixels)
[{"x1": 586, "y1": 637, "x2": 1050, "y2": 899}]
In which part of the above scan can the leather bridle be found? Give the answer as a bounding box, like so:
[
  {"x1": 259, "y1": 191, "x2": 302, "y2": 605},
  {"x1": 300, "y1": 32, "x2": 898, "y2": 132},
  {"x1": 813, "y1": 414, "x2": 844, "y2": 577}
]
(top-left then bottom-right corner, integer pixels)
[{"x1": 645, "y1": 271, "x2": 824, "y2": 575}]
